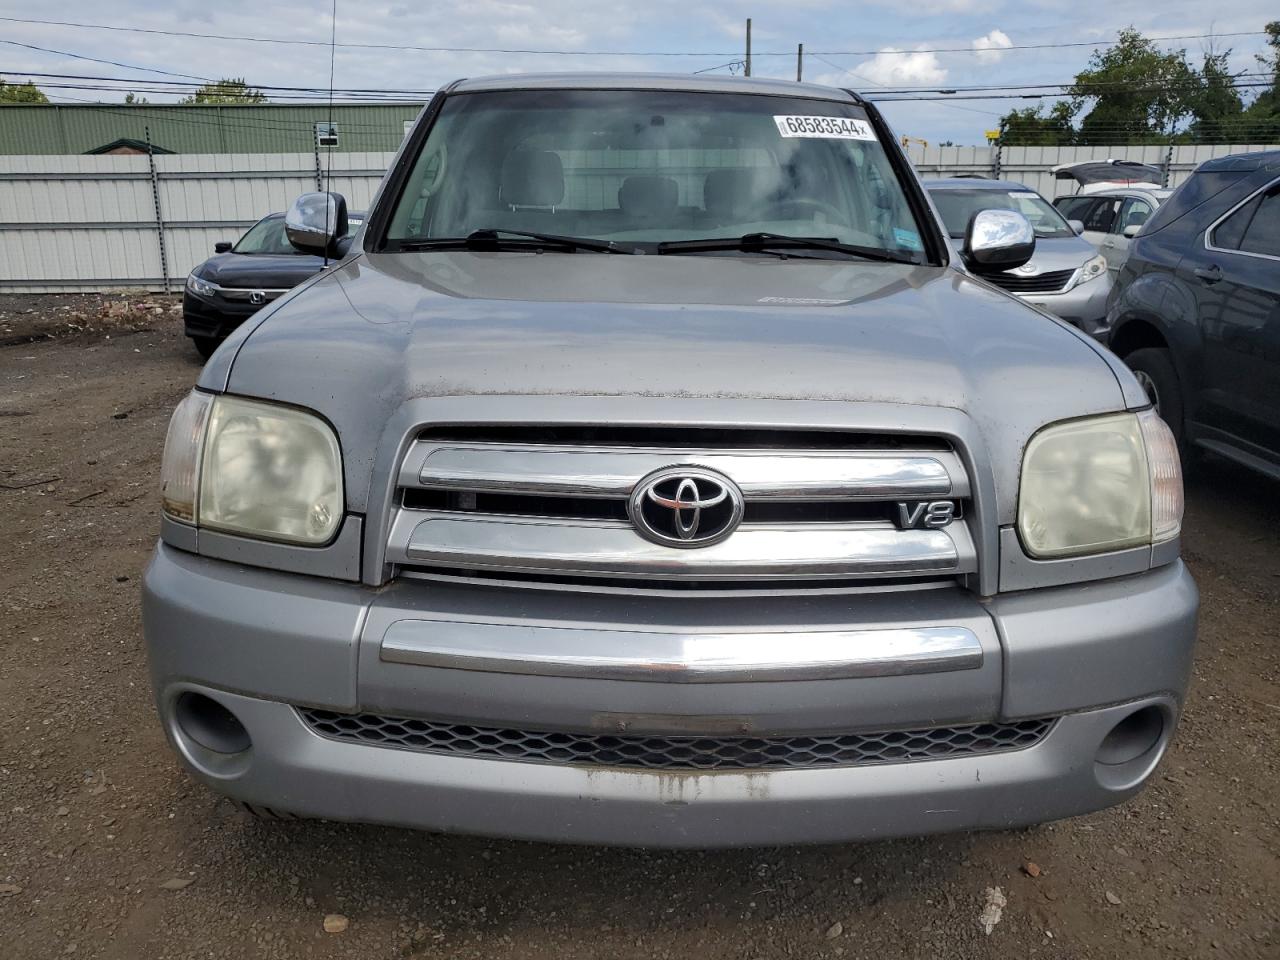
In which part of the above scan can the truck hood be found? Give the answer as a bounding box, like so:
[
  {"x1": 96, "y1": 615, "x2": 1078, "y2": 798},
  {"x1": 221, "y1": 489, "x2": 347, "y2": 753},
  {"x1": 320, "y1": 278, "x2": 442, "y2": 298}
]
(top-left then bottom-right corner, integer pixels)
[{"x1": 206, "y1": 250, "x2": 1135, "y2": 516}]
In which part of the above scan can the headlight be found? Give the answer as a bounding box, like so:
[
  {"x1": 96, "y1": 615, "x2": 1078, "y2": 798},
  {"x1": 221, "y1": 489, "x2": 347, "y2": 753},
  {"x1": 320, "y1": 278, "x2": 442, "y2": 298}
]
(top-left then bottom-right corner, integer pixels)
[
  {"x1": 1017, "y1": 409, "x2": 1182, "y2": 558},
  {"x1": 160, "y1": 392, "x2": 343, "y2": 545},
  {"x1": 186, "y1": 273, "x2": 219, "y2": 298},
  {"x1": 1072, "y1": 254, "x2": 1108, "y2": 287}
]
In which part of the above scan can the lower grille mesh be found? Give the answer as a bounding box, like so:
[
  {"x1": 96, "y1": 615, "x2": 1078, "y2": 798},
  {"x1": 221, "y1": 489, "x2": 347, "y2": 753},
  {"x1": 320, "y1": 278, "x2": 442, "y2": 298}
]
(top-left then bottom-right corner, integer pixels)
[{"x1": 299, "y1": 709, "x2": 1054, "y2": 771}]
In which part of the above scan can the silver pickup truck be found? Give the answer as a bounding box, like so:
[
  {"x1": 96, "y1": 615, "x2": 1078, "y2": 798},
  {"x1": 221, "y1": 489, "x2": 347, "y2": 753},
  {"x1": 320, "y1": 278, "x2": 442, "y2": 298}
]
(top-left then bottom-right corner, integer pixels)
[{"x1": 143, "y1": 73, "x2": 1197, "y2": 847}]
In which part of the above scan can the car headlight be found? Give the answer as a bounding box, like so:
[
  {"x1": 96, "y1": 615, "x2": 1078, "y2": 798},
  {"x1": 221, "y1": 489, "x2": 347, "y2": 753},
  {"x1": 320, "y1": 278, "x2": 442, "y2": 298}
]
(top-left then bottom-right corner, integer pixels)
[
  {"x1": 1072, "y1": 254, "x2": 1108, "y2": 288},
  {"x1": 1017, "y1": 409, "x2": 1182, "y2": 558},
  {"x1": 186, "y1": 273, "x2": 219, "y2": 298},
  {"x1": 160, "y1": 391, "x2": 343, "y2": 545}
]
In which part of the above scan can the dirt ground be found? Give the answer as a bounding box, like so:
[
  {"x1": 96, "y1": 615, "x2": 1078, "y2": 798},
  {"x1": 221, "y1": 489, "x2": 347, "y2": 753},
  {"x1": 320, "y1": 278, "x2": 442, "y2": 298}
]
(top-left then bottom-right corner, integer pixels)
[{"x1": 1, "y1": 293, "x2": 1276, "y2": 960}]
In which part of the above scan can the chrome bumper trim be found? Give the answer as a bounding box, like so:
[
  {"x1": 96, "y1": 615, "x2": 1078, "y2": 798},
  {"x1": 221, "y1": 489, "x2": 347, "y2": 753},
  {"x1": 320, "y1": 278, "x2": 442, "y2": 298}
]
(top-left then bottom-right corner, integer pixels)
[
  {"x1": 380, "y1": 620, "x2": 984, "y2": 682},
  {"x1": 394, "y1": 511, "x2": 971, "y2": 580}
]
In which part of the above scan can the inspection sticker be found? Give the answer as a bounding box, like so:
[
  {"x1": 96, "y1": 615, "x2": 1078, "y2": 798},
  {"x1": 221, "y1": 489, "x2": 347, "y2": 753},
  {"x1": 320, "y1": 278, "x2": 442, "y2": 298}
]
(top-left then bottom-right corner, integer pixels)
[{"x1": 774, "y1": 115, "x2": 876, "y2": 140}]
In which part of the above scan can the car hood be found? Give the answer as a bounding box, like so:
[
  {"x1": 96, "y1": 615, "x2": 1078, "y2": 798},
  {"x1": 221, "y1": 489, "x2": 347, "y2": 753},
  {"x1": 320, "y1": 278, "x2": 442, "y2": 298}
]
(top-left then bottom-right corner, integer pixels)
[
  {"x1": 194, "y1": 253, "x2": 327, "y2": 289},
  {"x1": 206, "y1": 251, "x2": 1136, "y2": 517},
  {"x1": 999, "y1": 234, "x2": 1096, "y2": 276}
]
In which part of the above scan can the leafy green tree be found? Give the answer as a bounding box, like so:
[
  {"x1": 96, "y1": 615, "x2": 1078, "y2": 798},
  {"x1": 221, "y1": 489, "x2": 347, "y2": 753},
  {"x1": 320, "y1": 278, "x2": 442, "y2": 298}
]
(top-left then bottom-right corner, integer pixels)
[
  {"x1": 179, "y1": 78, "x2": 266, "y2": 105},
  {"x1": 1184, "y1": 50, "x2": 1245, "y2": 142},
  {"x1": 1070, "y1": 28, "x2": 1199, "y2": 143},
  {"x1": 1240, "y1": 22, "x2": 1280, "y2": 141},
  {"x1": 0, "y1": 77, "x2": 48, "y2": 103},
  {"x1": 123, "y1": 92, "x2": 150, "y2": 105},
  {"x1": 998, "y1": 103, "x2": 1077, "y2": 146}
]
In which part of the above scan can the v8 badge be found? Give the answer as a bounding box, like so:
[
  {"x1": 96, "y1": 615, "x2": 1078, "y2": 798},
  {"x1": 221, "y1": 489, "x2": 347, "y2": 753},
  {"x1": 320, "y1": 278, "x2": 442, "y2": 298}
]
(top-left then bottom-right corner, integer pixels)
[{"x1": 895, "y1": 500, "x2": 957, "y2": 530}]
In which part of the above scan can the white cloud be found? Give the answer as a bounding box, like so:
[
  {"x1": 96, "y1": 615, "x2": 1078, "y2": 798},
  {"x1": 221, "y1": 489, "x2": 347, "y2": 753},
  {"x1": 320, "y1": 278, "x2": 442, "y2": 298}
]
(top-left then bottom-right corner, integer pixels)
[
  {"x1": 972, "y1": 29, "x2": 1013, "y2": 64},
  {"x1": 851, "y1": 48, "x2": 948, "y2": 87}
]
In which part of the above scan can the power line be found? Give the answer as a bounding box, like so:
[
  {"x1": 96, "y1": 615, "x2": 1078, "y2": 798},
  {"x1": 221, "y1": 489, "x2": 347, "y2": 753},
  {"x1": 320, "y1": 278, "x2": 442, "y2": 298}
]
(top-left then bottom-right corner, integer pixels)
[
  {"x1": 0, "y1": 37, "x2": 211, "y2": 82},
  {"x1": 810, "y1": 53, "x2": 1001, "y2": 119},
  {"x1": 0, "y1": 16, "x2": 1270, "y2": 58}
]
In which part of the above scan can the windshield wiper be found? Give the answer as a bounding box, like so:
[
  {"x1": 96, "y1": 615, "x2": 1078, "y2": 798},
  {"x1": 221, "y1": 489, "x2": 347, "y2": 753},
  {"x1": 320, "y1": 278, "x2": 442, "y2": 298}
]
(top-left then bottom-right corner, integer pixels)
[
  {"x1": 656, "y1": 232, "x2": 919, "y2": 264},
  {"x1": 396, "y1": 228, "x2": 634, "y2": 254}
]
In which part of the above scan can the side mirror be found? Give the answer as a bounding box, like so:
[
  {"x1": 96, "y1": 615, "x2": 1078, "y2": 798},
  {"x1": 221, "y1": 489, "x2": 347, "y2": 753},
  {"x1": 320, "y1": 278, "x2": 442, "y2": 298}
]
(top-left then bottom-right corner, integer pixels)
[
  {"x1": 962, "y1": 208, "x2": 1035, "y2": 274},
  {"x1": 1122, "y1": 224, "x2": 1142, "y2": 239},
  {"x1": 1068, "y1": 219, "x2": 1085, "y2": 236},
  {"x1": 285, "y1": 191, "x2": 349, "y2": 256},
  {"x1": 214, "y1": 241, "x2": 233, "y2": 254}
]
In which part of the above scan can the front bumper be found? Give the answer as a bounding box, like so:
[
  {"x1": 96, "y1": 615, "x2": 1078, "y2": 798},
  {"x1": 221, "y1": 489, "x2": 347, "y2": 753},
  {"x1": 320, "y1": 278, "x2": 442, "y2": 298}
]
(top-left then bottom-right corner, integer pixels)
[
  {"x1": 182, "y1": 291, "x2": 268, "y2": 340},
  {"x1": 143, "y1": 544, "x2": 1198, "y2": 847},
  {"x1": 1016, "y1": 275, "x2": 1113, "y2": 340}
]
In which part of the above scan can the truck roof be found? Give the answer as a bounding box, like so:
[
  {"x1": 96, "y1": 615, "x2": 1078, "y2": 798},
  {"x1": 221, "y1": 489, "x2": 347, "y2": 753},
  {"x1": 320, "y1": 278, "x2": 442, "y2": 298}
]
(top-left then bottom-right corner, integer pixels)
[{"x1": 449, "y1": 72, "x2": 860, "y2": 102}]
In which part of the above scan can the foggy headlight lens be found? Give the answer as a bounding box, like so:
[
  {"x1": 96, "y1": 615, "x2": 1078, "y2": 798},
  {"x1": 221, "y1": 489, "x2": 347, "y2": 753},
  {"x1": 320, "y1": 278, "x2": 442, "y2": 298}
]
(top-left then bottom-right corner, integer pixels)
[
  {"x1": 1017, "y1": 413, "x2": 1151, "y2": 558},
  {"x1": 199, "y1": 396, "x2": 343, "y2": 544}
]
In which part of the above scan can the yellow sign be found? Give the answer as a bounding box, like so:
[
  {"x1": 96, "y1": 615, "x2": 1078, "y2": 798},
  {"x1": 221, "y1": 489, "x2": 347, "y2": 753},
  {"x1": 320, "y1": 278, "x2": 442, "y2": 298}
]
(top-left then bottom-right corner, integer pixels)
[{"x1": 985, "y1": 129, "x2": 1001, "y2": 142}]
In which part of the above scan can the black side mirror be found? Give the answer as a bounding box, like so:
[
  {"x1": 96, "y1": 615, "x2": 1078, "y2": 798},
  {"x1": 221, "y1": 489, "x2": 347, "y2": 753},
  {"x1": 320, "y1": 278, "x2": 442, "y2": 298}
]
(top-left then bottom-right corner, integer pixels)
[
  {"x1": 962, "y1": 209, "x2": 1035, "y2": 274},
  {"x1": 214, "y1": 241, "x2": 232, "y2": 254}
]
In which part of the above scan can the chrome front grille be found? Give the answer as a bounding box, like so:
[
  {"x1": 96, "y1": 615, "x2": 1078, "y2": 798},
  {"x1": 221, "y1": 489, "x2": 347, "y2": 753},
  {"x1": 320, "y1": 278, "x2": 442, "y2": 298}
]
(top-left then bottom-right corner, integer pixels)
[
  {"x1": 299, "y1": 708, "x2": 1054, "y2": 770},
  {"x1": 385, "y1": 429, "x2": 975, "y2": 587}
]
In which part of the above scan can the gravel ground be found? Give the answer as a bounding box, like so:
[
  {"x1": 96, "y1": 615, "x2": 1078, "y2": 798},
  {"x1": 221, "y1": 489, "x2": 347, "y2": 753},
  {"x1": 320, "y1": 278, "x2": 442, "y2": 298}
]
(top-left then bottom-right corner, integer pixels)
[{"x1": 1, "y1": 293, "x2": 1277, "y2": 959}]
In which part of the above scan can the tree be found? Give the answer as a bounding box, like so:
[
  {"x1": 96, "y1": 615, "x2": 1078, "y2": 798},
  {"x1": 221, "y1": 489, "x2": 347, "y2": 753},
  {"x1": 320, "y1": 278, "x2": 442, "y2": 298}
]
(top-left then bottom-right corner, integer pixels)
[
  {"x1": 0, "y1": 77, "x2": 48, "y2": 104},
  {"x1": 1240, "y1": 22, "x2": 1280, "y2": 141},
  {"x1": 179, "y1": 78, "x2": 266, "y2": 105},
  {"x1": 998, "y1": 103, "x2": 1076, "y2": 146},
  {"x1": 1186, "y1": 50, "x2": 1246, "y2": 143},
  {"x1": 123, "y1": 92, "x2": 150, "y2": 105},
  {"x1": 1070, "y1": 28, "x2": 1199, "y2": 144}
]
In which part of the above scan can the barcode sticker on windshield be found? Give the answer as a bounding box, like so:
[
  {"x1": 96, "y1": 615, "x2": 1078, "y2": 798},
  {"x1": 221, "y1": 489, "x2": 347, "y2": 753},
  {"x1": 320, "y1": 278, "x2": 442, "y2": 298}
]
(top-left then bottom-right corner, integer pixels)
[{"x1": 774, "y1": 115, "x2": 876, "y2": 141}]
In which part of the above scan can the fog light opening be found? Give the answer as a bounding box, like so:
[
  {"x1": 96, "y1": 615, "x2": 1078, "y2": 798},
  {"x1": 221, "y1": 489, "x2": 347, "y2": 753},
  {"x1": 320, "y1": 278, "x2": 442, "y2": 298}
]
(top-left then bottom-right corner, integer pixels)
[
  {"x1": 1096, "y1": 705, "x2": 1164, "y2": 767},
  {"x1": 175, "y1": 692, "x2": 251, "y2": 755}
]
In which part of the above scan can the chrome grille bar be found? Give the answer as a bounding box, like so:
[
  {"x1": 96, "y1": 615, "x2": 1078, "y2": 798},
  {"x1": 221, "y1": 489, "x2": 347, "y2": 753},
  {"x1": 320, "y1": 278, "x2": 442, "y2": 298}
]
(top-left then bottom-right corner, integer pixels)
[
  {"x1": 388, "y1": 511, "x2": 973, "y2": 581},
  {"x1": 401, "y1": 442, "x2": 966, "y2": 500}
]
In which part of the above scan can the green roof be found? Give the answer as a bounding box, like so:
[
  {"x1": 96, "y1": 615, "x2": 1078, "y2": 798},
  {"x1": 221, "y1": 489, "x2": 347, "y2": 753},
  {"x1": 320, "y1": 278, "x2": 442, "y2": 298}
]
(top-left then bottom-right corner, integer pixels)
[{"x1": 0, "y1": 102, "x2": 426, "y2": 154}]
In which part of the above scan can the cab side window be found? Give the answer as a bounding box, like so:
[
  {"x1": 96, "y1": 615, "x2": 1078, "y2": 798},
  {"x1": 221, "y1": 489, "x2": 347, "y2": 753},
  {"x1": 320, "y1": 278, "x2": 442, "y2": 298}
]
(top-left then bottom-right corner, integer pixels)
[
  {"x1": 1118, "y1": 197, "x2": 1153, "y2": 233},
  {"x1": 1081, "y1": 197, "x2": 1122, "y2": 233},
  {"x1": 1238, "y1": 188, "x2": 1280, "y2": 258},
  {"x1": 1211, "y1": 195, "x2": 1261, "y2": 251}
]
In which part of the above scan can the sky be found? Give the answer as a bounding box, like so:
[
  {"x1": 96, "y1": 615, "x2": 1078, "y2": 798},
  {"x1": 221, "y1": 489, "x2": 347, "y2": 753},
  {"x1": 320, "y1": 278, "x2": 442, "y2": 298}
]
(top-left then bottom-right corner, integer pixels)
[{"x1": 1, "y1": 1, "x2": 1276, "y2": 145}]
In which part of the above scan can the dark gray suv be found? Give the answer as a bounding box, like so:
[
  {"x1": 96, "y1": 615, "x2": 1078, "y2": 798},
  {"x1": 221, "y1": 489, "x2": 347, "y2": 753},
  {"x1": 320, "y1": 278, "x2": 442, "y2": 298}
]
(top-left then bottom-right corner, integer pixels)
[
  {"x1": 1107, "y1": 151, "x2": 1280, "y2": 478},
  {"x1": 143, "y1": 74, "x2": 1196, "y2": 847}
]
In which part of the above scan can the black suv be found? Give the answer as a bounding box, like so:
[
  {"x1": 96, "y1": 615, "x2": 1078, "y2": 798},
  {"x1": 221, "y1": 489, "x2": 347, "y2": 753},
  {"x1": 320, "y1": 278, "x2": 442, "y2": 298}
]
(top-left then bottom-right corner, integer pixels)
[{"x1": 1107, "y1": 151, "x2": 1280, "y2": 478}]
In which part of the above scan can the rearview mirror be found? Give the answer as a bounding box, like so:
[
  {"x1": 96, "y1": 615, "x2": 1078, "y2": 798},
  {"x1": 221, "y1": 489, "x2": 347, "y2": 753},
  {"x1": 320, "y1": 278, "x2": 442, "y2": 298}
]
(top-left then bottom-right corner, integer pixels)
[
  {"x1": 214, "y1": 241, "x2": 232, "y2": 254},
  {"x1": 1068, "y1": 219, "x2": 1085, "y2": 236},
  {"x1": 962, "y1": 209, "x2": 1035, "y2": 273},
  {"x1": 285, "y1": 191, "x2": 349, "y2": 255},
  {"x1": 1122, "y1": 224, "x2": 1142, "y2": 239}
]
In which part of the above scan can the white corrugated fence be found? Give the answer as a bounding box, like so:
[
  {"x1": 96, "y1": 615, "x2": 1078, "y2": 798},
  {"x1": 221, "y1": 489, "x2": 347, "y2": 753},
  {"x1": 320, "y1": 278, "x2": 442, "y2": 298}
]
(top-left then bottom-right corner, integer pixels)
[{"x1": 1, "y1": 144, "x2": 1276, "y2": 293}]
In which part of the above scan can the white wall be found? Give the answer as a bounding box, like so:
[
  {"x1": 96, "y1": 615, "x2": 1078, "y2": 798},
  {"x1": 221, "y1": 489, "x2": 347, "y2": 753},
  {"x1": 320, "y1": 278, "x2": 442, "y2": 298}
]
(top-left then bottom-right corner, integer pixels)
[
  {"x1": 1, "y1": 144, "x2": 1276, "y2": 293},
  {"x1": 0, "y1": 152, "x2": 393, "y2": 293}
]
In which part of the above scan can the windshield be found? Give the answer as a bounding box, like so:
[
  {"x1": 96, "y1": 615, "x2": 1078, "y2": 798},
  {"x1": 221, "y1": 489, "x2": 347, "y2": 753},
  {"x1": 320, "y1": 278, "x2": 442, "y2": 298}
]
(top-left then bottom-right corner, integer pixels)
[
  {"x1": 234, "y1": 215, "x2": 364, "y2": 255},
  {"x1": 930, "y1": 188, "x2": 1075, "y2": 240},
  {"x1": 383, "y1": 89, "x2": 927, "y2": 259}
]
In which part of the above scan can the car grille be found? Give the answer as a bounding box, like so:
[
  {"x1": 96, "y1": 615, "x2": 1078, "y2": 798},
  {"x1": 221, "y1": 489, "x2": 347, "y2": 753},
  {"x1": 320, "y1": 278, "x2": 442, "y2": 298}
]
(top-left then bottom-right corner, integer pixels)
[
  {"x1": 985, "y1": 269, "x2": 1076, "y2": 294},
  {"x1": 383, "y1": 426, "x2": 976, "y2": 589},
  {"x1": 298, "y1": 709, "x2": 1054, "y2": 771}
]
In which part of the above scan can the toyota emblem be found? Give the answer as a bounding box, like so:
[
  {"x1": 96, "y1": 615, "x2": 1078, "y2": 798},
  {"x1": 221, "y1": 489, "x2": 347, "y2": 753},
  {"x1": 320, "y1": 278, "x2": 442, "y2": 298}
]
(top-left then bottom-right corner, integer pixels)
[{"x1": 627, "y1": 467, "x2": 745, "y2": 548}]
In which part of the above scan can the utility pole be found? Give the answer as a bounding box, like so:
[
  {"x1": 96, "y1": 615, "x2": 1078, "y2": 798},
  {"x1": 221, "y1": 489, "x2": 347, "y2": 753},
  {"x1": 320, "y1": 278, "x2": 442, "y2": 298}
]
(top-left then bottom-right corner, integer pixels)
[
  {"x1": 797, "y1": 43, "x2": 804, "y2": 82},
  {"x1": 745, "y1": 19, "x2": 752, "y2": 77}
]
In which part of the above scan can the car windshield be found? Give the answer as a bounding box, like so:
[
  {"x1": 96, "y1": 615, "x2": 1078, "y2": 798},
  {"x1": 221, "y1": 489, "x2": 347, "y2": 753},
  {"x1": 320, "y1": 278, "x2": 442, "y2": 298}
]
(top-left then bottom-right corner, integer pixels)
[
  {"x1": 234, "y1": 215, "x2": 364, "y2": 255},
  {"x1": 382, "y1": 89, "x2": 927, "y2": 259},
  {"x1": 930, "y1": 187, "x2": 1075, "y2": 240}
]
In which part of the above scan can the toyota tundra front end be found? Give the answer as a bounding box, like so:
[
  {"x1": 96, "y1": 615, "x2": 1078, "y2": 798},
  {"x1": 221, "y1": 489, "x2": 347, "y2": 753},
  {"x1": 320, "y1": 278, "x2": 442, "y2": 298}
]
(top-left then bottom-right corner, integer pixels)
[{"x1": 142, "y1": 74, "x2": 1197, "y2": 847}]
